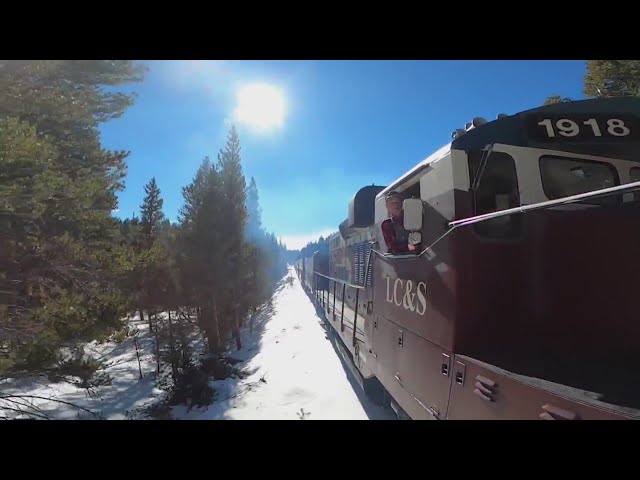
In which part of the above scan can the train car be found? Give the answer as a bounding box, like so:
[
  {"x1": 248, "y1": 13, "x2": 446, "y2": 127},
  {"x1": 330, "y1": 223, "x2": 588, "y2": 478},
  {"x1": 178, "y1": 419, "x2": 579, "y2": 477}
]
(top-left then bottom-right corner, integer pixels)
[
  {"x1": 301, "y1": 97, "x2": 640, "y2": 420},
  {"x1": 294, "y1": 258, "x2": 304, "y2": 280},
  {"x1": 299, "y1": 251, "x2": 330, "y2": 294}
]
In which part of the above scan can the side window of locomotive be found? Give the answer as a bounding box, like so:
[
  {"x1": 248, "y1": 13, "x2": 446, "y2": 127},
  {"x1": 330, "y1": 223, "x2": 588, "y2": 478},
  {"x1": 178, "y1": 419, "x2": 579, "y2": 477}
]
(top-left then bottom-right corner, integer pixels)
[
  {"x1": 469, "y1": 151, "x2": 522, "y2": 239},
  {"x1": 539, "y1": 156, "x2": 620, "y2": 206},
  {"x1": 402, "y1": 182, "x2": 421, "y2": 201},
  {"x1": 630, "y1": 167, "x2": 640, "y2": 202}
]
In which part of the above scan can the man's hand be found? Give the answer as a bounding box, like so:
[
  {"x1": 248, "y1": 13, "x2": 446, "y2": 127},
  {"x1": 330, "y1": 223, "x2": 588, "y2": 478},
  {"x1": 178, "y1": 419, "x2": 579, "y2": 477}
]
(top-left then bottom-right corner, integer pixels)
[{"x1": 408, "y1": 243, "x2": 416, "y2": 252}]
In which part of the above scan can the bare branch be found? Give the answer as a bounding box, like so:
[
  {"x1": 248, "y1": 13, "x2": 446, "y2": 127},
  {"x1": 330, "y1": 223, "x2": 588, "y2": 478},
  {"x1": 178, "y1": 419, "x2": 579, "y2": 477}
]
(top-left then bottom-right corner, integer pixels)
[
  {"x1": 0, "y1": 396, "x2": 52, "y2": 419},
  {"x1": 0, "y1": 395, "x2": 103, "y2": 419},
  {"x1": 0, "y1": 401, "x2": 51, "y2": 420}
]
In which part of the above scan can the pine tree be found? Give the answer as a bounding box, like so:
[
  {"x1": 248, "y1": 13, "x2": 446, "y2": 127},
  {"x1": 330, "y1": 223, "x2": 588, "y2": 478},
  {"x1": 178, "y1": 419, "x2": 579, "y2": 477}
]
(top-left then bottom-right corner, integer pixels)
[
  {"x1": 0, "y1": 60, "x2": 145, "y2": 371},
  {"x1": 179, "y1": 157, "x2": 212, "y2": 225},
  {"x1": 216, "y1": 125, "x2": 248, "y2": 350},
  {"x1": 217, "y1": 125, "x2": 248, "y2": 239},
  {"x1": 140, "y1": 177, "x2": 165, "y2": 239},
  {"x1": 179, "y1": 159, "x2": 225, "y2": 354},
  {"x1": 133, "y1": 177, "x2": 167, "y2": 331},
  {"x1": 0, "y1": 60, "x2": 145, "y2": 239},
  {"x1": 245, "y1": 176, "x2": 263, "y2": 243},
  {"x1": 0, "y1": 117, "x2": 58, "y2": 367},
  {"x1": 243, "y1": 177, "x2": 274, "y2": 310},
  {"x1": 543, "y1": 95, "x2": 572, "y2": 105},
  {"x1": 584, "y1": 60, "x2": 640, "y2": 98}
]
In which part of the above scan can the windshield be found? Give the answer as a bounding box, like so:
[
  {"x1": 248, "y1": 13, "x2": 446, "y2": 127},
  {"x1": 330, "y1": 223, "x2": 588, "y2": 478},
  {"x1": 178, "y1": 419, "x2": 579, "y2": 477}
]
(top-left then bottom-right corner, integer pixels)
[{"x1": 539, "y1": 155, "x2": 621, "y2": 205}]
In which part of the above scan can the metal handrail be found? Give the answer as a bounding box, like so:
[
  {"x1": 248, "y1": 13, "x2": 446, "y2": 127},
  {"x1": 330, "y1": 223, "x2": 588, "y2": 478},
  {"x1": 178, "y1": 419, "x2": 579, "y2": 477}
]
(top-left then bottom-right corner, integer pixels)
[
  {"x1": 314, "y1": 271, "x2": 365, "y2": 290},
  {"x1": 312, "y1": 271, "x2": 364, "y2": 347}
]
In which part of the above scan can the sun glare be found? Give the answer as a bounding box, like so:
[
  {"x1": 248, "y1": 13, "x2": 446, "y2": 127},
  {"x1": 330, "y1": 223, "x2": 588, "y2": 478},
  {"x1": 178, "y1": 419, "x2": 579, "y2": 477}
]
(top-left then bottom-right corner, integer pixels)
[{"x1": 233, "y1": 83, "x2": 286, "y2": 132}]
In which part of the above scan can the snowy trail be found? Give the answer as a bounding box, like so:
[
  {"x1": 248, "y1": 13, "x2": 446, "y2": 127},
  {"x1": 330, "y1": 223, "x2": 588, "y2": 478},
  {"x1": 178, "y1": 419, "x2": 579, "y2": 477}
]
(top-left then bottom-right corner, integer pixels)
[{"x1": 172, "y1": 267, "x2": 393, "y2": 420}]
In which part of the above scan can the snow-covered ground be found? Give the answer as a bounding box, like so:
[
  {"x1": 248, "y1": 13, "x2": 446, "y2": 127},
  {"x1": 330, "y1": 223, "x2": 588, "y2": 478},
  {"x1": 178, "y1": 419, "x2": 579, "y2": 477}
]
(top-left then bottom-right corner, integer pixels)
[
  {"x1": 1, "y1": 267, "x2": 394, "y2": 420},
  {"x1": 172, "y1": 268, "x2": 393, "y2": 420},
  {"x1": 0, "y1": 315, "x2": 177, "y2": 419}
]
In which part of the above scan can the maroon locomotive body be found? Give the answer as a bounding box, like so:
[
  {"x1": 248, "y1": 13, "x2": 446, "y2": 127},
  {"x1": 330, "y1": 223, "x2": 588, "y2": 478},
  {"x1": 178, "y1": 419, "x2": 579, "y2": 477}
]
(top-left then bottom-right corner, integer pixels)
[{"x1": 297, "y1": 97, "x2": 640, "y2": 420}]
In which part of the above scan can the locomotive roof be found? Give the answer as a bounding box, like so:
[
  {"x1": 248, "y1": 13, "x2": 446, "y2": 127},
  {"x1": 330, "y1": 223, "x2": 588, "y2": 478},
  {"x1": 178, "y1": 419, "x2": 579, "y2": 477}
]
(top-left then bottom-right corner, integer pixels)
[
  {"x1": 378, "y1": 142, "x2": 452, "y2": 200},
  {"x1": 377, "y1": 97, "x2": 640, "y2": 200},
  {"x1": 451, "y1": 96, "x2": 640, "y2": 156}
]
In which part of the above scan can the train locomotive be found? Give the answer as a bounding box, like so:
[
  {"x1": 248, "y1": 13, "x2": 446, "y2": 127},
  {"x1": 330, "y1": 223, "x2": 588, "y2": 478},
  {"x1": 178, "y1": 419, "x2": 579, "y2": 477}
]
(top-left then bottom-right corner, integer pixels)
[{"x1": 295, "y1": 97, "x2": 640, "y2": 420}]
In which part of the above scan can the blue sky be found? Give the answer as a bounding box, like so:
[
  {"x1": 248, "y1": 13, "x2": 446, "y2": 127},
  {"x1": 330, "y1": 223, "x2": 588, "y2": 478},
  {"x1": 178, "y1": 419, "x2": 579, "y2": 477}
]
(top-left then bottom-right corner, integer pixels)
[{"x1": 101, "y1": 60, "x2": 588, "y2": 249}]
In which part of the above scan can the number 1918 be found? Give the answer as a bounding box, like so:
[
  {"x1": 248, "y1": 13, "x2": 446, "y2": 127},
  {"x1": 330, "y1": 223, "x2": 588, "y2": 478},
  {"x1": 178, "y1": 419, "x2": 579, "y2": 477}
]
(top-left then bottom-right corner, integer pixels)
[{"x1": 538, "y1": 118, "x2": 630, "y2": 138}]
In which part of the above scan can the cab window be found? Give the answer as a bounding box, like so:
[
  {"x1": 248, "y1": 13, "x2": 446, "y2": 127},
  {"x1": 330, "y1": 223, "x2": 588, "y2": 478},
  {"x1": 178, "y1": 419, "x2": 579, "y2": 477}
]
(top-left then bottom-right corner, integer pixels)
[
  {"x1": 468, "y1": 150, "x2": 521, "y2": 239},
  {"x1": 539, "y1": 155, "x2": 620, "y2": 206}
]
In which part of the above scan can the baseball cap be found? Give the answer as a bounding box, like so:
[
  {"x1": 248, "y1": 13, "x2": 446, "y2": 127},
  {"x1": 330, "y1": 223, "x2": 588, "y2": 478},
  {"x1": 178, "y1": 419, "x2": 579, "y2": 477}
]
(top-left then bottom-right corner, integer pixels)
[{"x1": 385, "y1": 190, "x2": 401, "y2": 200}]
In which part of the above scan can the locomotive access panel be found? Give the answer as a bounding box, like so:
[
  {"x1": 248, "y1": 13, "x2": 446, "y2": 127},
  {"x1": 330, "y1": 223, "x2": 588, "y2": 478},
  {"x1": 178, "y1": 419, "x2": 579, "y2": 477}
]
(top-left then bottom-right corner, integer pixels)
[
  {"x1": 372, "y1": 254, "x2": 456, "y2": 419},
  {"x1": 373, "y1": 253, "x2": 455, "y2": 350},
  {"x1": 446, "y1": 355, "x2": 639, "y2": 420}
]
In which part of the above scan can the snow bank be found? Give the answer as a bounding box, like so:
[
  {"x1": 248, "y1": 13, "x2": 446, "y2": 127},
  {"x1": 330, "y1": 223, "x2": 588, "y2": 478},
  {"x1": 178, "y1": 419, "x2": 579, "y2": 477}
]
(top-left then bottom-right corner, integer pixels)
[{"x1": 0, "y1": 316, "x2": 170, "y2": 420}]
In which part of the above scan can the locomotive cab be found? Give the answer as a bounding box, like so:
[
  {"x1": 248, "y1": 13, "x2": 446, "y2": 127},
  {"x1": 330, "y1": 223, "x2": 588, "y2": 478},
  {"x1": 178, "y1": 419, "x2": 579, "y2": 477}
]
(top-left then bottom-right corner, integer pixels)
[
  {"x1": 452, "y1": 99, "x2": 640, "y2": 417},
  {"x1": 455, "y1": 141, "x2": 640, "y2": 401}
]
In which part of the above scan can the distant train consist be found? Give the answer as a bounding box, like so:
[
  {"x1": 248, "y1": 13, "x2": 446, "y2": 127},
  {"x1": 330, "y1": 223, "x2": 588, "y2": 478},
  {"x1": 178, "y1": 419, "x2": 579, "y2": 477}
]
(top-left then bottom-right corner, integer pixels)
[{"x1": 295, "y1": 97, "x2": 640, "y2": 420}]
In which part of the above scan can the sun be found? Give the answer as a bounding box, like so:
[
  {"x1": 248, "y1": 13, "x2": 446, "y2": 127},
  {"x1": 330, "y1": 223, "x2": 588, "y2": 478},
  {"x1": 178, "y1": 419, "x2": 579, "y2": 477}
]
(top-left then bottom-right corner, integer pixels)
[{"x1": 233, "y1": 83, "x2": 286, "y2": 132}]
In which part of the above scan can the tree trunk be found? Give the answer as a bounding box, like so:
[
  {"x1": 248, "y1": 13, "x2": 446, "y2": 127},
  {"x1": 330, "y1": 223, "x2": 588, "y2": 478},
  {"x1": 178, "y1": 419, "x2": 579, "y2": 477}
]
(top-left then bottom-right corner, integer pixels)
[
  {"x1": 167, "y1": 311, "x2": 178, "y2": 381},
  {"x1": 232, "y1": 303, "x2": 242, "y2": 351},
  {"x1": 179, "y1": 308, "x2": 188, "y2": 368},
  {"x1": 133, "y1": 334, "x2": 143, "y2": 380},
  {"x1": 201, "y1": 303, "x2": 220, "y2": 356},
  {"x1": 196, "y1": 306, "x2": 205, "y2": 331},
  {"x1": 212, "y1": 298, "x2": 221, "y2": 354},
  {"x1": 153, "y1": 313, "x2": 161, "y2": 374},
  {"x1": 249, "y1": 307, "x2": 257, "y2": 334},
  {"x1": 206, "y1": 328, "x2": 218, "y2": 355},
  {"x1": 140, "y1": 308, "x2": 152, "y2": 333}
]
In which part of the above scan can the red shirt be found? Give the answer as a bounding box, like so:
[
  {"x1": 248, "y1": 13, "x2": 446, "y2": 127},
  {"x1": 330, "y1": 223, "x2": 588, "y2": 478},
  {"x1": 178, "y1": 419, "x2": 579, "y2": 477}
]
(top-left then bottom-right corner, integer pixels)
[{"x1": 381, "y1": 214, "x2": 410, "y2": 254}]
